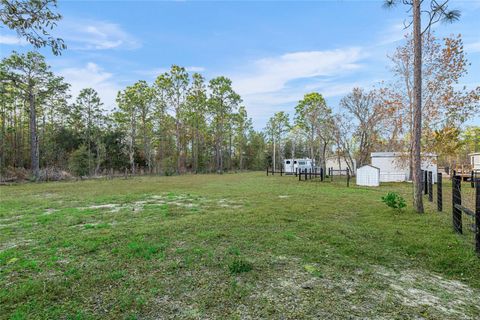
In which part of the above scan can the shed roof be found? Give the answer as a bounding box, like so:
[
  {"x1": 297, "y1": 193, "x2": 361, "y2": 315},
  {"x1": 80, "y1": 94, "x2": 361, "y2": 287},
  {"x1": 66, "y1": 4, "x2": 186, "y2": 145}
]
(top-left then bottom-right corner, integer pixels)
[
  {"x1": 371, "y1": 152, "x2": 437, "y2": 158},
  {"x1": 358, "y1": 164, "x2": 380, "y2": 171}
]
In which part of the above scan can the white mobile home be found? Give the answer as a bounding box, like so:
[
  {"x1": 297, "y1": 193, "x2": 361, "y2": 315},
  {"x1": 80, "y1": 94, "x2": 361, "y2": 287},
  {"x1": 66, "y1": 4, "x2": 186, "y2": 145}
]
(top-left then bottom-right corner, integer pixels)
[
  {"x1": 283, "y1": 158, "x2": 314, "y2": 174},
  {"x1": 371, "y1": 152, "x2": 438, "y2": 183},
  {"x1": 325, "y1": 156, "x2": 356, "y2": 175},
  {"x1": 356, "y1": 165, "x2": 380, "y2": 187},
  {"x1": 470, "y1": 153, "x2": 480, "y2": 171}
]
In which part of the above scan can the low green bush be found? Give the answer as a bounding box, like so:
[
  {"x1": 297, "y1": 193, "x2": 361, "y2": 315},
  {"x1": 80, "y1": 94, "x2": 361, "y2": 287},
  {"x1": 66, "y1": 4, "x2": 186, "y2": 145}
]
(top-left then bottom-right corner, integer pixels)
[{"x1": 381, "y1": 192, "x2": 406, "y2": 210}]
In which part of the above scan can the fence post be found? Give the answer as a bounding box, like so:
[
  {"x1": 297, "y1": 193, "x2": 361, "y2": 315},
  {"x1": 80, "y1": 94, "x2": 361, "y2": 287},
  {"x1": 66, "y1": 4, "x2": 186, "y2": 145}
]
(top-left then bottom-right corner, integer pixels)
[
  {"x1": 304, "y1": 168, "x2": 307, "y2": 181},
  {"x1": 331, "y1": 167, "x2": 333, "y2": 182},
  {"x1": 437, "y1": 172, "x2": 442, "y2": 212},
  {"x1": 295, "y1": 168, "x2": 297, "y2": 177},
  {"x1": 428, "y1": 171, "x2": 433, "y2": 202},
  {"x1": 471, "y1": 171, "x2": 475, "y2": 188},
  {"x1": 347, "y1": 168, "x2": 350, "y2": 187},
  {"x1": 421, "y1": 170, "x2": 424, "y2": 191},
  {"x1": 475, "y1": 177, "x2": 480, "y2": 255},
  {"x1": 266, "y1": 167, "x2": 269, "y2": 176},
  {"x1": 280, "y1": 165, "x2": 283, "y2": 176},
  {"x1": 452, "y1": 175, "x2": 462, "y2": 234},
  {"x1": 320, "y1": 167, "x2": 324, "y2": 182},
  {"x1": 299, "y1": 169, "x2": 302, "y2": 181},
  {"x1": 424, "y1": 170, "x2": 428, "y2": 195}
]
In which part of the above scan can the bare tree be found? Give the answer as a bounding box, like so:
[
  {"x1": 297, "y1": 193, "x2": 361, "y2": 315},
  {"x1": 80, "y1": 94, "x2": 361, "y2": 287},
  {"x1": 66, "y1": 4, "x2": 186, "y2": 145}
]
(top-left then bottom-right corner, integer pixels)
[
  {"x1": 332, "y1": 114, "x2": 356, "y2": 175},
  {"x1": 339, "y1": 88, "x2": 388, "y2": 166}
]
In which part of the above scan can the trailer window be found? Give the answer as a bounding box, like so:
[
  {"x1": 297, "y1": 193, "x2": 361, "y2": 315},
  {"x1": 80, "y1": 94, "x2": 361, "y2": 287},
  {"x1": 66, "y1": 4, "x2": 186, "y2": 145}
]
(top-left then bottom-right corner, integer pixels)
[
  {"x1": 294, "y1": 161, "x2": 297, "y2": 164},
  {"x1": 285, "y1": 161, "x2": 291, "y2": 164},
  {"x1": 299, "y1": 161, "x2": 305, "y2": 165}
]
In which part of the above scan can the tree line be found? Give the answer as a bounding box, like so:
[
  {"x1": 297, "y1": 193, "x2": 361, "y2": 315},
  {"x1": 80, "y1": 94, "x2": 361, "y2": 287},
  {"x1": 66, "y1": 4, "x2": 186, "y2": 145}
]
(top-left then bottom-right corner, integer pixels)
[
  {"x1": 1, "y1": 32, "x2": 478, "y2": 182},
  {"x1": 0, "y1": 54, "x2": 267, "y2": 180}
]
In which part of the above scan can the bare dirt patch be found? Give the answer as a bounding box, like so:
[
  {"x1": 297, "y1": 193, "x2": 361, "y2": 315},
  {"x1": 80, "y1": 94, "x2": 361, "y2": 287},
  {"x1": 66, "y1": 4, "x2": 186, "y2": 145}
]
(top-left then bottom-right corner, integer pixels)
[
  {"x1": 375, "y1": 265, "x2": 480, "y2": 318},
  {"x1": 237, "y1": 258, "x2": 480, "y2": 319},
  {"x1": 78, "y1": 193, "x2": 243, "y2": 214}
]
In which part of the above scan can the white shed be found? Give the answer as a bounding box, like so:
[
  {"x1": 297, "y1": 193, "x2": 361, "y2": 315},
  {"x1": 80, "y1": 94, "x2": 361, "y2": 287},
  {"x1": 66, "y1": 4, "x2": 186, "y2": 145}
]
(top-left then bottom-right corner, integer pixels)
[
  {"x1": 470, "y1": 153, "x2": 480, "y2": 171},
  {"x1": 371, "y1": 152, "x2": 438, "y2": 183},
  {"x1": 356, "y1": 165, "x2": 380, "y2": 187}
]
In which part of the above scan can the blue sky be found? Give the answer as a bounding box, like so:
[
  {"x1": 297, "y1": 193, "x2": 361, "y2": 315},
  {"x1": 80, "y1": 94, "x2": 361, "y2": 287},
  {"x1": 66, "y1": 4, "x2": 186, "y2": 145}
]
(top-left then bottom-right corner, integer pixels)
[{"x1": 1, "y1": 0, "x2": 479, "y2": 129}]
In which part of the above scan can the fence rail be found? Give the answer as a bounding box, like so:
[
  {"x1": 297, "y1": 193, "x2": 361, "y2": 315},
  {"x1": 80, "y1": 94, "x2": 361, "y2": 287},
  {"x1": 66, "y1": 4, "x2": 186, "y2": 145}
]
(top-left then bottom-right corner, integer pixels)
[
  {"x1": 421, "y1": 170, "x2": 479, "y2": 256},
  {"x1": 451, "y1": 174, "x2": 480, "y2": 255},
  {"x1": 266, "y1": 166, "x2": 351, "y2": 186}
]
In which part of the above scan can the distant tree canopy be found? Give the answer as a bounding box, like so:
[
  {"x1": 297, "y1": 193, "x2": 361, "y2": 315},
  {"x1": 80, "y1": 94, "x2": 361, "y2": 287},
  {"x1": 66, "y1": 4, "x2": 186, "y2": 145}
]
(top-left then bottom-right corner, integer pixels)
[
  {"x1": 0, "y1": 29, "x2": 478, "y2": 181},
  {"x1": 0, "y1": 54, "x2": 267, "y2": 179}
]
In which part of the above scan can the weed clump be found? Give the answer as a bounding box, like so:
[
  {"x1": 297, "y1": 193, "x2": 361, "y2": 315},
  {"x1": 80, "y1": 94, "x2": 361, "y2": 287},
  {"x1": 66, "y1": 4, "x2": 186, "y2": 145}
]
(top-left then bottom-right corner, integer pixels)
[
  {"x1": 228, "y1": 257, "x2": 253, "y2": 274},
  {"x1": 381, "y1": 192, "x2": 406, "y2": 210}
]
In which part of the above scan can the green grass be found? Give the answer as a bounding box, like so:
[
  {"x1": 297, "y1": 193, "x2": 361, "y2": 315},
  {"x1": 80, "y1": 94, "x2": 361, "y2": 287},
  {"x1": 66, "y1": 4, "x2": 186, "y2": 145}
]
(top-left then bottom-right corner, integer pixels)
[{"x1": 1, "y1": 172, "x2": 479, "y2": 319}]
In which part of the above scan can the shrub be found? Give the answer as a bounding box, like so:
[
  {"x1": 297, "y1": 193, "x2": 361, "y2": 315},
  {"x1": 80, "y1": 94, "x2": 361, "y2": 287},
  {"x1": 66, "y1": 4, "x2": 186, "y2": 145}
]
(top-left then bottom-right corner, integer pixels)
[
  {"x1": 381, "y1": 192, "x2": 406, "y2": 210},
  {"x1": 68, "y1": 146, "x2": 91, "y2": 177}
]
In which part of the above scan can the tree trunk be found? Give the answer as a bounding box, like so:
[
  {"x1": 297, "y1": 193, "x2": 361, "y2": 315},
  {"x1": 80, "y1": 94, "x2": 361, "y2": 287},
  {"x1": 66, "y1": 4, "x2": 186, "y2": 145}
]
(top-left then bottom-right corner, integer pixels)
[
  {"x1": 28, "y1": 90, "x2": 39, "y2": 180},
  {"x1": 175, "y1": 119, "x2": 181, "y2": 174},
  {"x1": 322, "y1": 140, "x2": 327, "y2": 174},
  {"x1": 130, "y1": 111, "x2": 136, "y2": 175},
  {"x1": 217, "y1": 117, "x2": 224, "y2": 174},
  {"x1": 0, "y1": 104, "x2": 5, "y2": 175},
  {"x1": 239, "y1": 145, "x2": 243, "y2": 171},
  {"x1": 193, "y1": 124, "x2": 198, "y2": 173},
  {"x1": 142, "y1": 119, "x2": 150, "y2": 174},
  {"x1": 229, "y1": 132, "x2": 232, "y2": 172},
  {"x1": 273, "y1": 136, "x2": 276, "y2": 172},
  {"x1": 412, "y1": 0, "x2": 424, "y2": 213},
  {"x1": 87, "y1": 107, "x2": 92, "y2": 176},
  {"x1": 95, "y1": 143, "x2": 101, "y2": 175},
  {"x1": 310, "y1": 127, "x2": 315, "y2": 161}
]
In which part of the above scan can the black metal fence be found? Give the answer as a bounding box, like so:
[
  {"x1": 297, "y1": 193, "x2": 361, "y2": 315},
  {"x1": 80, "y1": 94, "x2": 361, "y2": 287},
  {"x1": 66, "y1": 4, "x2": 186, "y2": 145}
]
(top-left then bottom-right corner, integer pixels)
[
  {"x1": 266, "y1": 166, "x2": 285, "y2": 176},
  {"x1": 266, "y1": 166, "x2": 351, "y2": 187},
  {"x1": 452, "y1": 174, "x2": 480, "y2": 255},
  {"x1": 420, "y1": 170, "x2": 479, "y2": 255}
]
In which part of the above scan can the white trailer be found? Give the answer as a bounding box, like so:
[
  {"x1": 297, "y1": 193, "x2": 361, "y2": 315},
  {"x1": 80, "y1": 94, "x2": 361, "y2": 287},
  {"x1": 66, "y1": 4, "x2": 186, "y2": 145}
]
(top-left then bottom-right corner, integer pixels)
[
  {"x1": 371, "y1": 152, "x2": 438, "y2": 183},
  {"x1": 283, "y1": 158, "x2": 314, "y2": 174},
  {"x1": 470, "y1": 153, "x2": 480, "y2": 171}
]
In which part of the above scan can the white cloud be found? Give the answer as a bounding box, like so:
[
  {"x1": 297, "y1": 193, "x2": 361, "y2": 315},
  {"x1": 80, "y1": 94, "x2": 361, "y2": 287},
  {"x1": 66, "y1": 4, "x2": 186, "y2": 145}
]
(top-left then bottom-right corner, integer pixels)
[
  {"x1": 59, "y1": 19, "x2": 140, "y2": 50},
  {"x1": 465, "y1": 41, "x2": 480, "y2": 53},
  {"x1": 231, "y1": 48, "x2": 364, "y2": 96},
  {"x1": 186, "y1": 66, "x2": 206, "y2": 72},
  {"x1": 0, "y1": 35, "x2": 27, "y2": 46},
  {"x1": 58, "y1": 62, "x2": 121, "y2": 110},
  {"x1": 378, "y1": 22, "x2": 408, "y2": 46},
  {"x1": 224, "y1": 48, "x2": 366, "y2": 128},
  {"x1": 136, "y1": 66, "x2": 206, "y2": 79}
]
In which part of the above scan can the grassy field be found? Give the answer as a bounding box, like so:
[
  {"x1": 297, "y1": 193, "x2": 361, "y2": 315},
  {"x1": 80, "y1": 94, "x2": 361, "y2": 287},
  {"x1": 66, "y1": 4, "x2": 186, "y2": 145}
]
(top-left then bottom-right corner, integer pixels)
[{"x1": 1, "y1": 172, "x2": 480, "y2": 319}]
